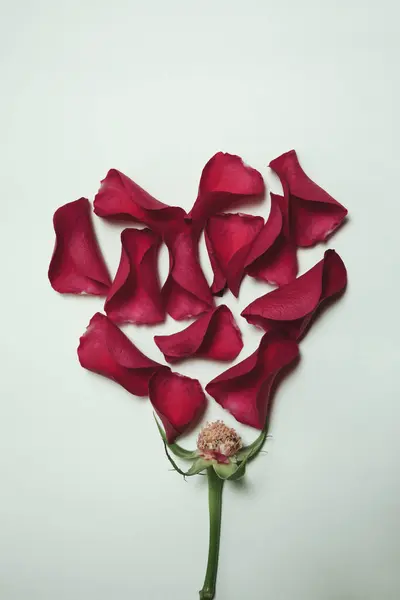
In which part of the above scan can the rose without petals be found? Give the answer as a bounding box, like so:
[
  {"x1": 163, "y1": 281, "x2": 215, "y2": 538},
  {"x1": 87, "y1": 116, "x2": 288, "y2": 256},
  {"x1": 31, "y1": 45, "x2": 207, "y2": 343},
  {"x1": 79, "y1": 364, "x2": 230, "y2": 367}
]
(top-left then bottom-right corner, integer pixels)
[
  {"x1": 269, "y1": 150, "x2": 348, "y2": 247},
  {"x1": 197, "y1": 421, "x2": 242, "y2": 464},
  {"x1": 154, "y1": 305, "x2": 243, "y2": 363},
  {"x1": 241, "y1": 249, "x2": 347, "y2": 340},
  {"x1": 48, "y1": 198, "x2": 111, "y2": 295},
  {"x1": 149, "y1": 368, "x2": 206, "y2": 443},
  {"x1": 205, "y1": 213, "x2": 264, "y2": 296},
  {"x1": 104, "y1": 228, "x2": 164, "y2": 325},
  {"x1": 78, "y1": 313, "x2": 162, "y2": 396},
  {"x1": 189, "y1": 152, "x2": 265, "y2": 229},
  {"x1": 206, "y1": 332, "x2": 299, "y2": 429}
]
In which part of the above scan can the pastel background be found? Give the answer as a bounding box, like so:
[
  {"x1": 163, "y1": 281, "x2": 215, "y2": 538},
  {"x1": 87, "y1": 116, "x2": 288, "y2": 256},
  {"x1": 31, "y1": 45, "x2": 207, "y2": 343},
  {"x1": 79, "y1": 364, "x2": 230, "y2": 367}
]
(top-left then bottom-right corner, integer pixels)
[{"x1": 1, "y1": 1, "x2": 399, "y2": 599}]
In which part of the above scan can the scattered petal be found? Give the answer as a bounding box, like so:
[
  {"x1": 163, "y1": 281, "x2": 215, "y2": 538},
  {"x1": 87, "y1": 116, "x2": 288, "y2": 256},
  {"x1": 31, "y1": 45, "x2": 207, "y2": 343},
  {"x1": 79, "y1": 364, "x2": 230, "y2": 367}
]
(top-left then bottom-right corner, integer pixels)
[
  {"x1": 162, "y1": 221, "x2": 215, "y2": 320},
  {"x1": 154, "y1": 305, "x2": 243, "y2": 363},
  {"x1": 189, "y1": 152, "x2": 265, "y2": 228},
  {"x1": 77, "y1": 313, "x2": 162, "y2": 396},
  {"x1": 269, "y1": 150, "x2": 348, "y2": 246},
  {"x1": 149, "y1": 368, "x2": 207, "y2": 442},
  {"x1": 245, "y1": 193, "x2": 298, "y2": 286},
  {"x1": 242, "y1": 250, "x2": 347, "y2": 339},
  {"x1": 206, "y1": 332, "x2": 299, "y2": 429},
  {"x1": 104, "y1": 228, "x2": 164, "y2": 325},
  {"x1": 94, "y1": 169, "x2": 186, "y2": 234},
  {"x1": 205, "y1": 213, "x2": 264, "y2": 296},
  {"x1": 48, "y1": 198, "x2": 111, "y2": 295}
]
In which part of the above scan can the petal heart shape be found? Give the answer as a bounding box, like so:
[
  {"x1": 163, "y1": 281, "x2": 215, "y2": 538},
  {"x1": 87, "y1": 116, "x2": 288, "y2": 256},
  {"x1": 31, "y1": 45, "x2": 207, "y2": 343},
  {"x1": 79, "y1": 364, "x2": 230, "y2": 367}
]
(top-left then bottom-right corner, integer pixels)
[
  {"x1": 48, "y1": 198, "x2": 111, "y2": 295},
  {"x1": 205, "y1": 213, "x2": 264, "y2": 296},
  {"x1": 154, "y1": 305, "x2": 243, "y2": 363},
  {"x1": 78, "y1": 313, "x2": 162, "y2": 396},
  {"x1": 269, "y1": 150, "x2": 348, "y2": 247},
  {"x1": 189, "y1": 152, "x2": 265, "y2": 229},
  {"x1": 206, "y1": 332, "x2": 299, "y2": 429},
  {"x1": 94, "y1": 169, "x2": 186, "y2": 234},
  {"x1": 149, "y1": 368, "x2": 207, "y2": 443},
  {"x1": 241, "y1": 250, "x2": 347, "y2": 340},
  {"x1": 104, "y1": 228, "x2": 164, "y2": 325},
  {"x1": 162, "y1": 221, "x2": 215, "y2": 320},
  {"x1": 245, "y1": 193, "x2": 298, "y2": 286}
]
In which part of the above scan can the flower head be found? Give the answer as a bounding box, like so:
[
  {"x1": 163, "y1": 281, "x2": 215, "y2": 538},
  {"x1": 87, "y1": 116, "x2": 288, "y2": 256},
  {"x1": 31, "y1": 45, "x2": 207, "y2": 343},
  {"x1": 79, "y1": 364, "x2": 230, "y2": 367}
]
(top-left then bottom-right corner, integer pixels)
[{"x1": 197, "y1": 421, "x2": 242, "y2": 464}]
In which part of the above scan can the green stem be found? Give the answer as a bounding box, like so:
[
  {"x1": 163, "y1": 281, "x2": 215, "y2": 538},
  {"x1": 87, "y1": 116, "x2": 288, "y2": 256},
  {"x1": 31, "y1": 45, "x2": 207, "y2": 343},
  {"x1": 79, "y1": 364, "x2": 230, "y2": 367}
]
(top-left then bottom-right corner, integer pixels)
[{"x1": 199, "y1": 468, "x2": 224, "y2": 600}]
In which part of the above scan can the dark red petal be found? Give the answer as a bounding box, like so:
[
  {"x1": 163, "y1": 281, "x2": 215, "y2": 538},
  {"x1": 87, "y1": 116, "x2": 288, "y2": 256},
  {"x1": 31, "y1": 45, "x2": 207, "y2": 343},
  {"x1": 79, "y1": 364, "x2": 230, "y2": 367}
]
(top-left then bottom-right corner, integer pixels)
[
  {"x1": 206, "y1": 332, "x2": 299, "y2": 429},
  {"x1": 77, "y1": 313, "x2": 162, "y2": 396},
  {"x1": 149, "y1": 367, "x2": 207, "y2": 442},
  {"x1": 245, "y1": 193, "x2": 298, "y2": 286},
  {"x1": 162, "y1": 222, "x2": 214, "y2": 320},
  {"x1": 205, "y1": 213, "x2": 264, "y2": 296},
  {"x1": 94, "y1": 169, "x2": 186, "y2": 234},
  {"x1": 189, "y1": 153, "x2": 265, "y2": 227},
  {"x1": 269, "y1": 150, "x2": 348, "y2": 247},
  {"x1": 104, "y1": 228, "x2": 164, "y2": 325},
  {"x1": 154, "y1": 305, "x2": 243, "y2": 363},
  {"x1": 241, "y1": 250, "x2": 347, "y2": 340},
  {"x1": 48, "y1": 198, "x2": 111, "y2": 295}
]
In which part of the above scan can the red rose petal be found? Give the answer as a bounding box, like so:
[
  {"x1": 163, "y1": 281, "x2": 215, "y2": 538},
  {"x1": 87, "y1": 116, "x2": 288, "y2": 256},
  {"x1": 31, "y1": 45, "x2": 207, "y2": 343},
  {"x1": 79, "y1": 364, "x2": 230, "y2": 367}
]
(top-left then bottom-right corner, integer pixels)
[
  {"x1": 94, "y1": 169, "x2": 186, "y2": 234},
  {"x1": 104, "y1": 228, "x2": 164, "y2": 325},
  {"x1": 78, "y1": 313, "x2": 162, "y2": 396},
  {"x1": 206, "y1": 332, "x2": 299, "y2": 429},
  {"x1": 154, "y1": 305, "x2": 243, "y2": 363},
  {"x1": 94, "y1": 169, "x2": 212, "y2": 320},
  {"x1": 205, "y1": 213, "x2": 264, "y2": 296},
  {"x1": 189, "y1": 152, "x2": 265, "y2": 228},
  {"x1": 162, "y1": 221, "x2": 215, "y2": 320},
  {"x1": 48, "y1": 198, "x2": 111, "y2": 295},
  {"x1": 245, "y1": 193, "x2": 298, "y2": 286},
  {"x1": 149, "y1": 367, "x2": 207, "y2": 442},
  {"x1": 241, "y1": 250, "x2": 347, "y2": 340},
  {"x1": 269, "y1": 150, "x2": 348, "y2": 247}
]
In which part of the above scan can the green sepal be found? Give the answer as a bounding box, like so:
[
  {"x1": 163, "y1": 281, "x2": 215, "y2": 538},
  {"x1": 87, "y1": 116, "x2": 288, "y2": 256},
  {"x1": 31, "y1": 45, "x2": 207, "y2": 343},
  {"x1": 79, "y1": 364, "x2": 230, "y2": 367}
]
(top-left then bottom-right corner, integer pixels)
[
  {"x1": 154, "y1": 414, "x2": 197, "y2": 459},
  {"x1": 227, "y1": 460, "x2": 246, "y2": 480},
  {"x1": 187, "y1": 458, "x2": 213, "y2": 475},
  {"x1": 213, "y1": 461, "x2": 239, "y2": 480},
  {"x1": 163, "y1": 443, "x2": 211, "y2": 479},
  {"x1": 236, "y1": 429, "x2": 267, "y2": 463}
]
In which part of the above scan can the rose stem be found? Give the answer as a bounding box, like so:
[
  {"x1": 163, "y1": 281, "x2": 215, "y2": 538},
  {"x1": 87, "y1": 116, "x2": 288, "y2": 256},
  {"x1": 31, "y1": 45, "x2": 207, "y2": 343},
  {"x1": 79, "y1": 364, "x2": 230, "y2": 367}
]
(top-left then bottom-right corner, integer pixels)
[{"x1": 199, "y1": 468, "x2": 224, "y2": 600}]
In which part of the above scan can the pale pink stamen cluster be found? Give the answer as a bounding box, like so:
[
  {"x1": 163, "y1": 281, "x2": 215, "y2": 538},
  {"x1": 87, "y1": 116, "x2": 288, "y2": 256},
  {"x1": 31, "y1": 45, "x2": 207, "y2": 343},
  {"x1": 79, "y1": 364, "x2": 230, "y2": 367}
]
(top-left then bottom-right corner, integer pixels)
[{"x1": 197, "y1": 420, "x2": 242, "y2": 460}]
